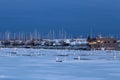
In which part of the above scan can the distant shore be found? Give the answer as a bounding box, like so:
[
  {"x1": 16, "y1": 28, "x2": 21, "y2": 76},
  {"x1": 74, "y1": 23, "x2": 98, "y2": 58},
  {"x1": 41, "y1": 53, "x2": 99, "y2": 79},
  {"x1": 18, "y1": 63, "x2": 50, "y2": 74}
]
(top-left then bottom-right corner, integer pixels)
[{"x1": 0, "y1": 33, "x2": 120, "y2": 50}]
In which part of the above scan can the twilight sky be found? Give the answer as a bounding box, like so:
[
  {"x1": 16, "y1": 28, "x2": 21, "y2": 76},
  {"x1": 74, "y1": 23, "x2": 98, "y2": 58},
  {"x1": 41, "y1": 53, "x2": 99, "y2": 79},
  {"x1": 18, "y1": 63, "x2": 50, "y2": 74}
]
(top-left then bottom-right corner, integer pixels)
[{"x1": 0, "y1": 0, "x2": 120, "y2": 37}]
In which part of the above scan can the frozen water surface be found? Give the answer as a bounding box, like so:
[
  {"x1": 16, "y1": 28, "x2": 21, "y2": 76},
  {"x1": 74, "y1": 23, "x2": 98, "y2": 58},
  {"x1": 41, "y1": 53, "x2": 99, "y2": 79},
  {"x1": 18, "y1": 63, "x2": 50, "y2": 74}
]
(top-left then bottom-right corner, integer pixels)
[{"x1": 0, "y1": 48, "x2": 120, "y2": 80}]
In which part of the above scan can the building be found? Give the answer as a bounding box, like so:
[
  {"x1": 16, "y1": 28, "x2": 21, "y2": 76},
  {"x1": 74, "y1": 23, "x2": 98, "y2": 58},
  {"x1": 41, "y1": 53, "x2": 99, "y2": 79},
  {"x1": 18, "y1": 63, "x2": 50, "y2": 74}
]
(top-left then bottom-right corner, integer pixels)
[{"x1": 87, "y1": 35, "x2": 117, "y2": 50}]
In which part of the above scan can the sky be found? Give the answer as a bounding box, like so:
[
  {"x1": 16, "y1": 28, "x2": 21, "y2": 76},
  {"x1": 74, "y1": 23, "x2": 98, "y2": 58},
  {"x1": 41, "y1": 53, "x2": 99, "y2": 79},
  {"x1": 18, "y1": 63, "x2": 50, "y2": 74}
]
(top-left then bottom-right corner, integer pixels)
[{"x1": 0, "y1": 0, "x2": 120, "y2": 37}]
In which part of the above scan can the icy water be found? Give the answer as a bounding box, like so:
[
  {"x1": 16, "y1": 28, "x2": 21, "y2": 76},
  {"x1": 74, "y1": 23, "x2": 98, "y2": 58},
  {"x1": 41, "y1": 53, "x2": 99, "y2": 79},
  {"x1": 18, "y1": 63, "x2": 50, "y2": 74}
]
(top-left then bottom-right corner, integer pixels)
[{"x1": 0, "y1": 48, "x2": 120, "y2": 80}]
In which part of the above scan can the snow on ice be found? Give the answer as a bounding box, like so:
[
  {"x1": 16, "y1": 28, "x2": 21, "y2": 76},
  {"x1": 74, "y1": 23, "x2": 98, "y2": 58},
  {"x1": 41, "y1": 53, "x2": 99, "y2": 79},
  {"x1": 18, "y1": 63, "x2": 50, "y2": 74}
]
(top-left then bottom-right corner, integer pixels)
[{"x1": 0, "y1": 48, "x2": 120, "y2": 80}]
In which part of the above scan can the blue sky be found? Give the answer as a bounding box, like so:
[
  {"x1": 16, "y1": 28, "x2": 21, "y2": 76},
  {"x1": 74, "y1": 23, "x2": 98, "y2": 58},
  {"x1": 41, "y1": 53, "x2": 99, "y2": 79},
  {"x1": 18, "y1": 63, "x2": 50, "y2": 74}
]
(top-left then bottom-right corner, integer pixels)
[{"x1": 0, "y1": 0, "x2": 120, "y2": 37}]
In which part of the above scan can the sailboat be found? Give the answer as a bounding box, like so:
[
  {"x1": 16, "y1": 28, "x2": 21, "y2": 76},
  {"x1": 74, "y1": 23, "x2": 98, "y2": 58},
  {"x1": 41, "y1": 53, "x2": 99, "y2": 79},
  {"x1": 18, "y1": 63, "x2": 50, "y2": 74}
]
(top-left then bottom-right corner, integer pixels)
[
  {"x1": 74, "y1": 55, "x2": 80, "y2": 60},
  {"x1": 56, "y1": 57, "x2": 63, "y2": 62}
]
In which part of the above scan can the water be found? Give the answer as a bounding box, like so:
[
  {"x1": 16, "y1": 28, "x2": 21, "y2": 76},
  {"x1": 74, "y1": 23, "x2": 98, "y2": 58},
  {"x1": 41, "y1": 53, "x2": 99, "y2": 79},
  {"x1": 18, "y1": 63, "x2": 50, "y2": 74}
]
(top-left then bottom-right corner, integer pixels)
[{"x1": 0, "y1": 48, "x2": 120, "y2": 80}]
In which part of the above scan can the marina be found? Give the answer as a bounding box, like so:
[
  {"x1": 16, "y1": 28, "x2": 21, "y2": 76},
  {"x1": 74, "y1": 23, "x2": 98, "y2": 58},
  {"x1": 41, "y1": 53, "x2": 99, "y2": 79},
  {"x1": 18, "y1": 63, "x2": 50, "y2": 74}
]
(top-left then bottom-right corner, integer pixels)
[
  {"x1": 0, "y1": 32, "x2": 120, "y2": 50},
  {"x1": 0, "y1": 0, "x2": 120, "y2": 80}
]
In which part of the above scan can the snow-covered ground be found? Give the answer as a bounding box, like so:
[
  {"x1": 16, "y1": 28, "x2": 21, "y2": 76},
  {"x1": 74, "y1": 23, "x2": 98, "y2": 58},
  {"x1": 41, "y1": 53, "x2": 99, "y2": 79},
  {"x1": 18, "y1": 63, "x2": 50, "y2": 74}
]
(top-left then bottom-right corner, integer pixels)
[{"x1": 0, "y1": 48, "x2": 120, "y2": 80}]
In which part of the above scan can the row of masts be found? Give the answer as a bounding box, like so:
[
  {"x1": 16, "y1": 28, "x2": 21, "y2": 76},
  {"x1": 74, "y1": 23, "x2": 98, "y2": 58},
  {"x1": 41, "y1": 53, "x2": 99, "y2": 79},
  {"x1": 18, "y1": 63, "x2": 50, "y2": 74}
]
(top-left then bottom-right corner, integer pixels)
[
  {"x1": 1, "y1": 30, "x2": 120, "y2": 41},
  {"x1": 0, "y1": 30, "x2": 73, "y2": 41}
]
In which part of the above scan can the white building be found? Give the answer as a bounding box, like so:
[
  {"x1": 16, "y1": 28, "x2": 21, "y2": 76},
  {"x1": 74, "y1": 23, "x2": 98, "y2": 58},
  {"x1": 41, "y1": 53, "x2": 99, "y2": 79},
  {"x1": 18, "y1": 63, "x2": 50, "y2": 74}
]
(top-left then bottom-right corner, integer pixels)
[{"x1": 70, "y1": 38, "x2": 88, "y2": 46}]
